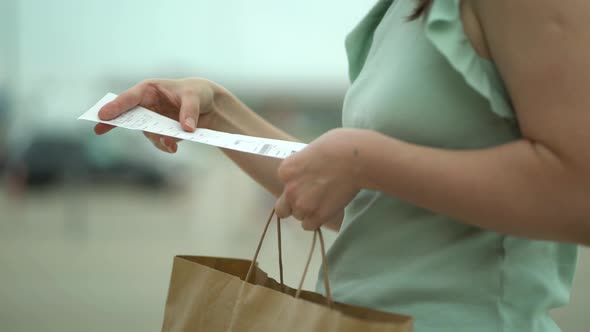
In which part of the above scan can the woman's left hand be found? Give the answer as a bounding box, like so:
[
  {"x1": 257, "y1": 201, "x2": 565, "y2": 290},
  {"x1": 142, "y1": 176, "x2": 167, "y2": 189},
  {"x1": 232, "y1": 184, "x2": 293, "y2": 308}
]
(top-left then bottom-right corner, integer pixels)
[{"x1": 274, "y1": 128, "x2": 363, "y2": 230}]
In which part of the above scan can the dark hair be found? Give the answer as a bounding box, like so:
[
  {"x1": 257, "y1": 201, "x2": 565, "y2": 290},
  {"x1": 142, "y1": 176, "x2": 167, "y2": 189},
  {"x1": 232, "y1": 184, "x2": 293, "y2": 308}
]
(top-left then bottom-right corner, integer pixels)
[{"x1": 409, "y1": 0, "x2": 433, "y2": 20}]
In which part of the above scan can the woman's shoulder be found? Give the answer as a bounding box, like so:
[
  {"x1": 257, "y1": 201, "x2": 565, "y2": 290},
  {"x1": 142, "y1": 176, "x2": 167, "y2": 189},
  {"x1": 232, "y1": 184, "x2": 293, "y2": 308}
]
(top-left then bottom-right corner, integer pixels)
[{"x1": 425, "y1": 0, "x2": 516, "y2": 119}]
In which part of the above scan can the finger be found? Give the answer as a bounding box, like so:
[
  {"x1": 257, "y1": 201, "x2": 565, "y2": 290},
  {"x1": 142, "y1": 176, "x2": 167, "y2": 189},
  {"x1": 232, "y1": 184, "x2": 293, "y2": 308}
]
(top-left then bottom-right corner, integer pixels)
[
  {"x1": 274, "y1": 193, "x2": 292, "y2": 219},
  {"x1": 277, "y1": 157, "x2": 300, "y2": 182},
  {"x1": 293, "y1": 192, "x2": 319, "y2": 219},
  {"x1": 296, "y1": 189, "x2": 328, "y2": 231},
  {"x1": 302, "y1": 190, "x2": 344, "y2": 231},
  {"x1": 159, "y1": 137, "x2": 178, "y2": 153},
  {"x1": 324, "y1": 210, "x2": 345, "y2": 231},
  {"x1": 291, "y1": 210, "x2": 306, "y2": 222},
  {"x1": 291, "y1": 198, "x2": 315, "y2": 222},
  {"x1": 98, "y1": 82, "x2": 148, "y2": 120},
  {"x1": 179, "y1": 93, "x2": 200, "y2": 132},
  {"x1": 143, "y1": 132, "x2": 168, "y2": 152},
  {"x1": 161, "y1": 135, "x2": 180, "y2": 149},
  {"x1": 143, "y1": 131, "x2": 177, "y2": 153},
  {"x1": 146, "y1": 131, "x2": 181, "y2": 144},
  {"x1": 94, "y1": 123, "x2": 115, "y2": 135},
  {"x1": 143, "y1": 131, "x2": 180, "y2": 145},
  {"x1": 300, "y1": 215, "x2": 323, "y2": 231}
]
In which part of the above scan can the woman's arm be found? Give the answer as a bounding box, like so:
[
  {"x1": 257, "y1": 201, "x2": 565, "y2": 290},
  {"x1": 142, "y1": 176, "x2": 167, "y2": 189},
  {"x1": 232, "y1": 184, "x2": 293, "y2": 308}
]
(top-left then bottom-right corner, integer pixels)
[
  {"x1": 275, "y1": 127, "x2": 590, "y2": 244},
  {"x1": 207, "y1": 86, "x2": 296, "y2": 198},
  {"x1": 274, "y1": 0, "x2": 590, "y2": 243},
  {"x1": 95, "y1": 79, "x2": 293, "y2": 197},
  {"x1": 358, "y1": 0, "x2": 590, "y2": 244},
  {"x1": 345, "y1": 130, "x2": 590, "y2": 245},
  {"x1": 209, "y1": 87, "x2": 343, "y2": 231},
  {"x1": 96, "y1": 80, "x2": 343, "y2": 230}
]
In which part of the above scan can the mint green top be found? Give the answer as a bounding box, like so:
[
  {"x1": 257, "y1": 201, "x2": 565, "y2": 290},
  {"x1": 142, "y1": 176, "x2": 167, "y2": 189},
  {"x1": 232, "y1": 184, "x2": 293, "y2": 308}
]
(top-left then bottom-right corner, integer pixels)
[{"x1": 315, "y1": 1, "x2": 578, "y2": 331}]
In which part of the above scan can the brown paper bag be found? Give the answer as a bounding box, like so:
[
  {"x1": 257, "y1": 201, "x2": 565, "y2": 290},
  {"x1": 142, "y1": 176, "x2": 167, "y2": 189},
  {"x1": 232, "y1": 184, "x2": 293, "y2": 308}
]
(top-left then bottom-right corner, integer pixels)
[{"x1": 161, "y1": 211, "x2": 413, "y2": 331}]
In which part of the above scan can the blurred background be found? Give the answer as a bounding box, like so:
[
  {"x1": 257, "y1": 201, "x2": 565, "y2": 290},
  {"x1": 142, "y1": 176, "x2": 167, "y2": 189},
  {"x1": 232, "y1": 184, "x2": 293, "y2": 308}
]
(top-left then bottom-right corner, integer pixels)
[{"x1": 0, "y1": 0, "x2": 587, "y2": 331}]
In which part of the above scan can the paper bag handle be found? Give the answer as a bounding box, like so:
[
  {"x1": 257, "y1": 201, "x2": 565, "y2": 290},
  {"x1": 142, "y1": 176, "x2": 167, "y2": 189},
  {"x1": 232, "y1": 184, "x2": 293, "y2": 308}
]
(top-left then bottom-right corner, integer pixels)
[{"x1": 245, "y1": 209, "x2": 334, "y2": 308}]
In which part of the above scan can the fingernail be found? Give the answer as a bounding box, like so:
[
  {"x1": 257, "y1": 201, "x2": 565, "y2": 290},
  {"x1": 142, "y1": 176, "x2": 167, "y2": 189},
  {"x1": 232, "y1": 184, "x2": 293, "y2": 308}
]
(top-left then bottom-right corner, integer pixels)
[
  {"x1": 160, "y1": 137, "x2": 174, "y2": 153},
  {"x1": 185, "y1": 118, "x2": 196, "y2": 131}
]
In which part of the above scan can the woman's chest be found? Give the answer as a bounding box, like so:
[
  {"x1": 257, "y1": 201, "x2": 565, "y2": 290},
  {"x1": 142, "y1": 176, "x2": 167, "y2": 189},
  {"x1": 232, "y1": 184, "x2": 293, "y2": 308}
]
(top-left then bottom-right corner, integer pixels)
[{"x1": 342, "y1": 0, "x2": 515, "y2": 149}]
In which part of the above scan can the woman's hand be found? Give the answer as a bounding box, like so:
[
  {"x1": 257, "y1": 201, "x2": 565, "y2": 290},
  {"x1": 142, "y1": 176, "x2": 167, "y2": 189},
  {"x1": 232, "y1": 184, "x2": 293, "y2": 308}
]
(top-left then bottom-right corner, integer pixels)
[
  {"x1": 274, "y1": 128, "x2": 363, "y2": 230},
  {"x1": 94, "y1": 78, "x2": 219, "y2": 153}
]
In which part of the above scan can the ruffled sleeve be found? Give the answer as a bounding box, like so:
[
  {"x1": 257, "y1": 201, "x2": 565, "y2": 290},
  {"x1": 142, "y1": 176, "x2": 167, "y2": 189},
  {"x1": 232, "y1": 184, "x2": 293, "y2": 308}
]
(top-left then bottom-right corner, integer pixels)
[
  {"x1": 425, "y1": 0, "x2": 516, "y2": 120},
  {"x1": 345, "y1": 0, "x2": 393, "y2": 83}
]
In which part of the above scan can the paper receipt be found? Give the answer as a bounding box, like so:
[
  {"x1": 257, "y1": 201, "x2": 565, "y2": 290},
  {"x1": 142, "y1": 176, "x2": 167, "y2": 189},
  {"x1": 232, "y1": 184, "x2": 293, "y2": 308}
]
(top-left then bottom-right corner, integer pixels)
[{"x1": 78, "y1": 93, "x2": 307, "y2": 159}]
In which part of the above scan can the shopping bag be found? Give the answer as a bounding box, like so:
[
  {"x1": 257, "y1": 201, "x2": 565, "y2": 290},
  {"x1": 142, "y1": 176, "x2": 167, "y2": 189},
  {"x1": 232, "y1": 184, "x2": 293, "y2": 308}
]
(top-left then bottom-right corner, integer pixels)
[{"x1": 162, "y1": 210, "x2": 413, "y2": 331}]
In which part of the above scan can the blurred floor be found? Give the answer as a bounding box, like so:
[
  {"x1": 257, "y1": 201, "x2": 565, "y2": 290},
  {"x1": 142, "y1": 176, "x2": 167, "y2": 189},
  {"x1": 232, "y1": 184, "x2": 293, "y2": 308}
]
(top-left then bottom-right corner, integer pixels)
[
  {"x1": 0, "y1": 150, "x2": 336, "y2": 332},
  {"x1": 0, "y1": 150, "x2": 588, "y2": 331}
]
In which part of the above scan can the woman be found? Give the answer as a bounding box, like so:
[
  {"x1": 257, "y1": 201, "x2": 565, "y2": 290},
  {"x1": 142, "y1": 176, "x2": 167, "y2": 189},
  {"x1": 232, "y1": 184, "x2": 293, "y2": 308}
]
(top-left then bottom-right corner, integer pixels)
[{"x1": 94, "y1": 0, "x2": 589, "y2": 331}]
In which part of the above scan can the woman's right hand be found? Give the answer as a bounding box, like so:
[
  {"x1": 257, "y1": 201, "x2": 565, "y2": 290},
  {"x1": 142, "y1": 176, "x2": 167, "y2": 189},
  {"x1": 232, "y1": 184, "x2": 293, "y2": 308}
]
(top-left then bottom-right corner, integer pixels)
[{"x1": 94, "y1": 78, "x2": 219, "y2": 153}]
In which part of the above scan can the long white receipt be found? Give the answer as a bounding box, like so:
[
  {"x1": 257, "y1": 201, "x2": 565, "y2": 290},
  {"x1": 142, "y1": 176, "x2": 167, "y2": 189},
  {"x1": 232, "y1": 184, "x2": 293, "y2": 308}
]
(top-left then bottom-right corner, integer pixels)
[{"x1": 78, "y1": 93, "x2": 307, "y2": 159}]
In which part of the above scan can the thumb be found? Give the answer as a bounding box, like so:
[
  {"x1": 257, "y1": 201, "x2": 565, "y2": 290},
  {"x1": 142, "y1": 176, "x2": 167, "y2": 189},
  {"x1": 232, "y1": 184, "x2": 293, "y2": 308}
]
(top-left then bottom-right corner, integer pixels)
[
  {"x1": 274, "y1": 193, "x2": 292, "y2": 219},
  {"x1": 179, "y1": 94, "x2": 200, "y2": 132}
]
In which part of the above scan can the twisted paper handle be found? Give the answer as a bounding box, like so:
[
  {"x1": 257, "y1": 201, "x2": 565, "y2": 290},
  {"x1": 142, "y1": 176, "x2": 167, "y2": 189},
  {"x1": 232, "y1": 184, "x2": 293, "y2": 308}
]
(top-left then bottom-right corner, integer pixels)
[{"x1": 246, "y1": 209, "x2": 333, "y2": 307}]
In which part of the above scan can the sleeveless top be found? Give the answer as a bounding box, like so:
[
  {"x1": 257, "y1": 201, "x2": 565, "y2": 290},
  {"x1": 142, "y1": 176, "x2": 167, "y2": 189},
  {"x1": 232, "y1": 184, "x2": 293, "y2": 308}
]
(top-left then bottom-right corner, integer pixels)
[{"x1": 315, "y1": 1, "x2": 578, "y2": 331}]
